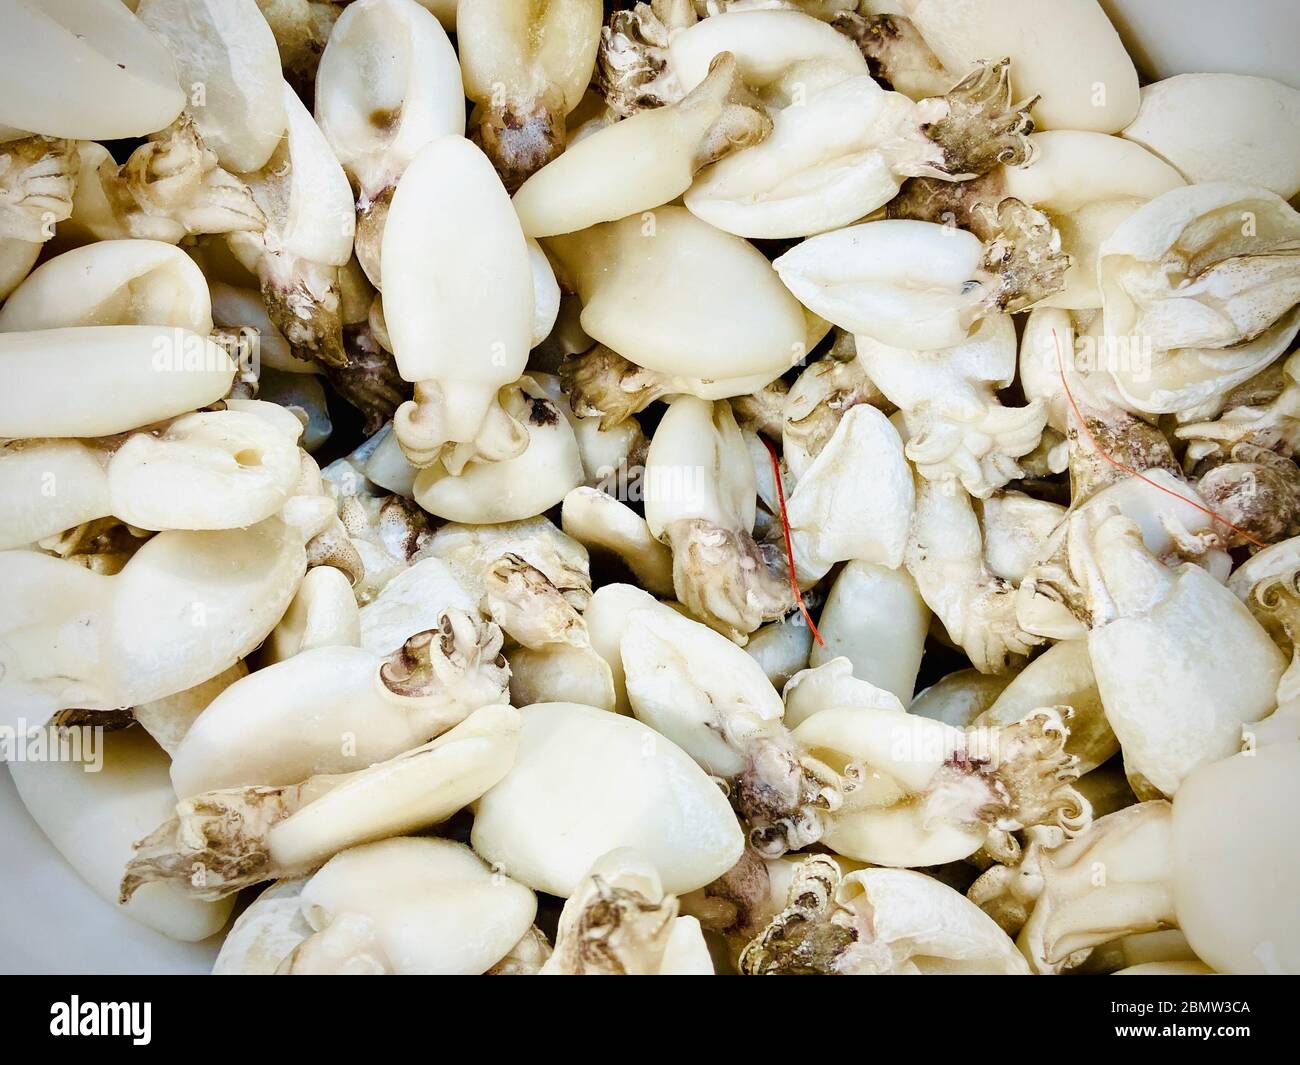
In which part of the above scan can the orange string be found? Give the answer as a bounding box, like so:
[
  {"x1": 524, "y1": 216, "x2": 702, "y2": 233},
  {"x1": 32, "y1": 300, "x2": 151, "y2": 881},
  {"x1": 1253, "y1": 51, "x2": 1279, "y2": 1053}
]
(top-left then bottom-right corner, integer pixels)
[
  {"x1": 1051, "y1": 329, "x2": 1267, "y2": 550},
  {"x1": 762, "y1": 436, "x2": 825, "y2": 646}
]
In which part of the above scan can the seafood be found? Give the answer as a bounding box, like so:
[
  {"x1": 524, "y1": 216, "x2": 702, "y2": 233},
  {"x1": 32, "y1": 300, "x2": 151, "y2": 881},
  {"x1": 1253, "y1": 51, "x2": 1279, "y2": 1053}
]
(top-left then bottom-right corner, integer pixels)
[{"x1": 2, "y1": 0, "x2": 1297, "y2": 980}]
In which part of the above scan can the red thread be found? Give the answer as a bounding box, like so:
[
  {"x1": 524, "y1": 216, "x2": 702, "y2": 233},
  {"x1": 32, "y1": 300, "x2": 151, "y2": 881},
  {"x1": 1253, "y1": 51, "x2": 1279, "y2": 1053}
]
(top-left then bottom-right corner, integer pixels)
[
  {"x1": 1051, "y1": 329, "x2": 1267, "y2": 550},
  {"x1": 762, "y1": 436, "x2": 825, "y2": 646}
]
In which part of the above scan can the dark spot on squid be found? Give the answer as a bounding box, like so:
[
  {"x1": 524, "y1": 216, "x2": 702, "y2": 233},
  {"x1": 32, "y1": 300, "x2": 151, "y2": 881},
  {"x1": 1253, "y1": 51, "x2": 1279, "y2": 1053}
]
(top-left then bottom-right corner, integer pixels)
[
  {"x1": 528, "y1": 397, "x2": 560, "y2": 427},
  {"x1": 50, "y1": 707, "x2": 135, "y2": 731},
  {"x1": 369, "y1": 107, "x2": 402, "y2": 132}
]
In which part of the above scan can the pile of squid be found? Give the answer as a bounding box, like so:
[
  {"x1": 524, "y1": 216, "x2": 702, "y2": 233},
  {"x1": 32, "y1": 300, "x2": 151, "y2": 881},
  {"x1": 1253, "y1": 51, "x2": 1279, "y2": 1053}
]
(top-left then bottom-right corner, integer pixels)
[{"x1": 2, "y1": 0, "x2": 1298, "y2": 976}]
